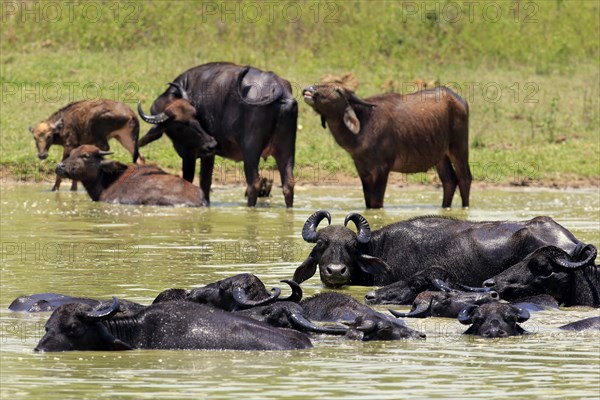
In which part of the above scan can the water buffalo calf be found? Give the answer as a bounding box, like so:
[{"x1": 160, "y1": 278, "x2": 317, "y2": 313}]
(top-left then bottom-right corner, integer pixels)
[
  {"x1": 35, "y1": 298, "x2": 312, "y2": 352},
  {"x1": 29, "y1": 99, "x2": 143, "y2": 191},
  {"x1": 55, "y1": 145, "x2": 207, "y2": 206},
  {"x1": 303, "y1": 83, "x2": 471, "y2": 208},
  {"x1": 458, "y1": 302, "x2": 530, "y2": 338}
]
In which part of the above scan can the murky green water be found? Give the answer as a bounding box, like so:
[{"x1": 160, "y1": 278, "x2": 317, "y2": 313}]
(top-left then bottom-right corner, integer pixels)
[{"x1": 1, "y1": 183, "x2": 599, "y2": 399}]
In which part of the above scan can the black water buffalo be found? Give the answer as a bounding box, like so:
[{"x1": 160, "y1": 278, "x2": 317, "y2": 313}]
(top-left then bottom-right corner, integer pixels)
[
  {"x1": 458, "y1": 302, "x2": 530, "y2": 338},
  {"x1": 389, "y1": 290, "x2": 500, "y2": 319},
  {"x1": 236, "y1": 301, "x2": 348, "y2": 335},
  {"x1": 9, "y1": 293, "x2": 144, "y2": 317},
  {"x1": 300, "y1": 293, "x2": 425, "y2": 341},
  {"x1": 558, "y1": 316, "x2": 600, "y2": 331},
  {"x1": 29, "y1": 99, "x2": 143, "y2": 191},
  {"x1": 56, "y1": 145, "x2": 207, "y2": 206},
  {"x1": 293, "y1": 211, "x2": 597, "y2": 290},
  {"x1": 481, "y1": 245, "x2": 599, "y2": 306},
  {"x1": 138, "y1": 62, "x2": 297, "y2": 207},
  {"x1": 365, "y1": 266, "x2": 459, "y2": 305},
  {"x1": 303, "y1": 83, "x2": 470, "y2": 208},
  {"x1": 183, "y1": 274, "x2": 301, "y2": 311},
  {"x1": 35, "y1": 298, "x2": 312, "y2": 352}
]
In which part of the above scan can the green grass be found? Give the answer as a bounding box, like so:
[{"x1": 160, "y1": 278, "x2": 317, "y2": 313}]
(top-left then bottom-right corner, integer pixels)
[{"x1": 1, "y1": 0, "x2": 598, "y2": 186}]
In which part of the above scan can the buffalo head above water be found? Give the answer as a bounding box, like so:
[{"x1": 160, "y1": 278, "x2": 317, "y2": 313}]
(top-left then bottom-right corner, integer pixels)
[
  {"x1": 137, "y1": 82, "x2": 217, "y2": 157},
  {"x1": 292, "y1": 210, "x2": 390, "y2": 287}
]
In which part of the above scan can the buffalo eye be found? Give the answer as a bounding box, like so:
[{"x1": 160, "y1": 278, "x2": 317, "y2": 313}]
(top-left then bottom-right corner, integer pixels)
[
  {"x1": 529, "y1": 259, "x2": 553, "y2": 277},
  {"x1": 316, "y1": 239, "x2": 327, "y2": 249}
]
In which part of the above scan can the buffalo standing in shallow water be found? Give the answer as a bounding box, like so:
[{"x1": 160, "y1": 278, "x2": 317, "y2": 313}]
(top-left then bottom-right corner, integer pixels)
[
  {"x1": 138, "y1": 62, "x2": 297, "y2": 207},
  {"x1": 303, "y1": 83, "x2": 471, "y2": 208}
]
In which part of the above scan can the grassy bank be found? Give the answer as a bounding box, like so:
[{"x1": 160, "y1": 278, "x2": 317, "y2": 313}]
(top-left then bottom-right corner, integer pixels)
[{"x1": 1, "y1": 0, "x2": 598, "y2": 187}]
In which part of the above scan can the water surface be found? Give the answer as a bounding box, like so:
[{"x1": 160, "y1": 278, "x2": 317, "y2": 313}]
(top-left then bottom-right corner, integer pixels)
[{"x1": 1, "y1": 184, "x2": 599, "y2": 399}]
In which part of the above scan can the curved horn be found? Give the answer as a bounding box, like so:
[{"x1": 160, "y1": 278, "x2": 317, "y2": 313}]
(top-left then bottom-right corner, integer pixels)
[
  {"x1": 232, "y1": 287, "x2": 281, "y2": 309},
  {"x1": 344, "y1": 213, "x2": 372, "y2": 244},
  {"x1": 555, "y1": 244, "x2": 597, "y2": 269},
  {"x1": 137, "y1": 102, "x2": 171, "y2": 125},
  {"x1": 288, "y1": 313, "x2": 348, "y2": 335},
  {"x1": 432, "y1": 278, "x2": 460, "y2": 293},
  {"x1": 302, "y1": 210, "x2": 331, "y2": 243},
  {"x1": 279, "y1": 280, "x2": 303, "y2": 303},
  {"x1": 168, "y1": 82, "x2": 190, "y2": 102},
  {"x1": 84, "y1": 297, "x2": 120, "y2": 321},
  {"x1": 457, "y1": 283, "x2": 492, "y2": 293},
  {"x1": 98, "y1": 150, "x2": 113, "y2": 157},
  {"x1": 389, "y1": 304, "x2": 431, "y2": 319},
  {"x1": 457, "y1": 305, "x2": 478, "y2": 325}
]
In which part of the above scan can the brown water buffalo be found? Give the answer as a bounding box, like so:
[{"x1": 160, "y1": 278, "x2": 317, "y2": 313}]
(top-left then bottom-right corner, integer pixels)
[
  {"x1": 55, "y1": 145, "x2": 206, "y2": 206},
  {"x1": 137, "y1": 62, "x2": 297, "y2": 207},
  {"x1": 29, "y1": 99, "x2": 143, "y2": 191},
  {"x1": 303, "y1": 83, "x2": 471, "y2": 208}
]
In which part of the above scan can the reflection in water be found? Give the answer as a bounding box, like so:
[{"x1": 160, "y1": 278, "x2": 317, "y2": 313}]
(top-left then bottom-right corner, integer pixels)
[{"x1": 1, "y1": 184, "x2": 599, "y2": 399}]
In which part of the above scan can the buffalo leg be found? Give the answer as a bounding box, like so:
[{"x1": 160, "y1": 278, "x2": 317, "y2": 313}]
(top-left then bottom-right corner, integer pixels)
[
  {"x1": 274, "y1": 154, "x2": 295, "y2": 208},
  {"x1": 436, "y1": 156, "x2": 458, "y2": 208},
  {"x1": 55, "y1": 147, "x2": 77, "y2": 191},
  {"x1": 199, "y1": 155, "x2": 215, "y2": 205},
  {"x1": 243, "y1": 156, "x2": 261, "y2": 207},
  {"x1": 449, "y1": 154, "x2": 472, "y2": 208},
  {"x1": 181, "y1": 151, "x2": 196, "y2": 183},
  {"x1": 359, "y1": 169, "x2": 389, "y2": 209}
]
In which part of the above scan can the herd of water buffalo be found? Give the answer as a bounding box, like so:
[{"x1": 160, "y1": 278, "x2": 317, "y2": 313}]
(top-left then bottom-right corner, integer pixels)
[
  {"x1": 10, "y1": 210, "x2": 600, "y2": 351},
  {"x1": 21, "y1": 61, "x2": 598, "y2": 351}
]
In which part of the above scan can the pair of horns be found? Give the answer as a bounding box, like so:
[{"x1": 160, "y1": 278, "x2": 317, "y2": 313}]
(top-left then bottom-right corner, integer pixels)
[{"x1": 301, "y1": 210, "x2": 371, "y2": 244}]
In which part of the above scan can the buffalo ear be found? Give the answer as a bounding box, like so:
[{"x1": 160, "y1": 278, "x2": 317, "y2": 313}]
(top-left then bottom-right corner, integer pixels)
[
  {"x1": 139, "y1": 125, "x2": 165, "y2": 147},
  {"x1": 343, "y1": 106, "x2": 360, "y2": 134},
  {"x1": 100, "y1": 160, "x2": 128, "y2": 174},
  {"x1": 51, "y1": 118, "x2": 63, "y2": 132},
  {"x1": 515, "y1": 307, "x2": 530, "y2": 323},
  {"x1": 292, "y1": 251, "x2": 318, "y2": 284},
  {"x1": 320, "y1": 115, "x2": 327, "y2": 129},
  {"x1": 458, "y1": 305, "x2": 478, "y2": 325},
  {"x1": 357, "y1": 254, "x2": 390, "y2": 276}
]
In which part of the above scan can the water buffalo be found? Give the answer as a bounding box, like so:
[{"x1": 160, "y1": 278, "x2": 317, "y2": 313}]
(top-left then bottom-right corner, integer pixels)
[
  {"x1": 365, "y1": 266, "x2": 459, "y2": 305},
  {"x1": 300, "y1": 293, "x2": 425, "y2": 341},
  {"x1": 481, "y1": 245, "x2": 599, "y2": 306},
  {"x1": 8, "y1": 293, "x2": 144, "y2": 317},
  {"x1": 389, "y1": 290, "x2": 500, "y2": 319},
  {"x1": 458, "y1": 302, "x2": 530, "y2": 338},
  {"x1": 236, "y1": 301, "x2": 348, "y2": 335},
  {"x1": 35, "y1": 298, "x2": 312, "y2": 352},
  {"x1": 172, "y1": 274, "x2": 301, "y2": 311},
  {"x1": 55, "y1": 145, "x2": 207, "y2": 206},
  {"x1": 293, "y1": 211, "x2": 597, "y2": 291},
  {"x1": 138, "y1": 62, "x2": 297, "y2": 207},
  {"x1": 29, "y1": 99, "x2": 143, "y2": 191},
  {"x1": 303, "y1": 83, "x2": 471, "y2": 208},
  {"x1": 558, "y1": 316, "x2": 600, "y2": 331}
]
